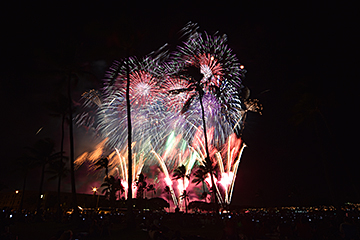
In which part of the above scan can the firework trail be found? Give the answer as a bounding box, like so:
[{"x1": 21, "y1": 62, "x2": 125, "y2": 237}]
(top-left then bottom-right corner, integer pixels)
[
  {"x1": 151, "y1": 149, "x2": 178, "y2": 207},
  {"x1": 216, "y1": 134, "x2": 247, "y2": 204}
]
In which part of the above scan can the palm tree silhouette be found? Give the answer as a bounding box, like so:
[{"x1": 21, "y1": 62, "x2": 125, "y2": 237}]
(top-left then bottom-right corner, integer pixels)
[
  {"x1": 173, "y1": 164, "x2": 189, "y2": 188},
  {"x1": 95, "y1": 157, "x2": 111, "y2": 179},
  {"x1": 173, "y1": 164, "x2": 190, "y2": 211},
  {"x1": 147, "y1": 184, "x2": 156, "y2": 199},
  {"x1": 27, "y1": 138, "x2": 63, "y2": 219},
  {"x1": 136, "y1": 173, "x2": 147, "y2": 199},
  {"x1": 46, "y1": 158, "x2": 69, "y2": 219},
  {"x1": 163, "y1": 186, "x2": 171, "y2": 210},
  {"x1": 169, "y1": 64, "x2": 220, "y2": 205},
  {"x1": 101, "y1": 175, "x2": 123, "y2": 209},
  {"x1": 180, "y1": 190, "x2": 190, "y2": 214},
  {"x1": 192, "y1": 165, "x2": 209, "y2": 202},
  {"x1": 14, "y1": 154, "x2": 37, "y2": 211}
]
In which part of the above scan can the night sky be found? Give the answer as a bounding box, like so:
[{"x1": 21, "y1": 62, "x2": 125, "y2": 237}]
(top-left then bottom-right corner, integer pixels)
[{"x1": 0, "y1": 2, "x2": 356, "y2": 207}]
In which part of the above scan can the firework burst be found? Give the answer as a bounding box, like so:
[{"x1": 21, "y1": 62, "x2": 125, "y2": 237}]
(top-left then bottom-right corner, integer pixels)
[{"x1": 74, "y1": 23, "x2": 260, "y2": 207}]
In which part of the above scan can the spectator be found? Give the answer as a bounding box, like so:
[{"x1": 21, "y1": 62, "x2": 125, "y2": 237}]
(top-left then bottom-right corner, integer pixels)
[
  {"x1": 57, "y1": 230, "x2": 73, "y2": 240},
  {"x1": 340, "y1": 217, "x2": 359, "y2": 240}
]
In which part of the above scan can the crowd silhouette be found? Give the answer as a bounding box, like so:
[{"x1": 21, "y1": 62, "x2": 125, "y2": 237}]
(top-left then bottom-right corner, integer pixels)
[{"x1": 1, "y1": 206, "x2": 360, "y2": 239}]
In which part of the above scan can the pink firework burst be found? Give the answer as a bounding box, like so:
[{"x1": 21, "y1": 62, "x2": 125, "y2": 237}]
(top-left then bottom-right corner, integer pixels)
[
  {"x1": 196, "y1": 53, "x2": 223, "y2": 88},
  {"x1": 128, "y1": 70, "x2": 161, "y2": 106}
]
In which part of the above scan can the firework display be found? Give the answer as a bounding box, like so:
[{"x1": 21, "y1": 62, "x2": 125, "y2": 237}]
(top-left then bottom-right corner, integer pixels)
[{"x1": 75, "y1": 23, "x2": 261, "y2": 210}]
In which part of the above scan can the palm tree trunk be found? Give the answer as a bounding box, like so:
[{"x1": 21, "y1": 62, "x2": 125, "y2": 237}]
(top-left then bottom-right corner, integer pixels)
[
  {"x1": 57, "y1": 113, "x2": 65, "y2": 220},
  {"x1": 36, "y1": 162, "x2": 46, "y2": 216},
  {"x1": 67, "y1": 71, "x2": 79, "y2": 219},
  {"x1": 198, "y1": 91, "x2": 218, "y2": 206},
  {"x1": 19, "y1": 169, "x2": 28, "y2": 211},
  {"x1": 202, "y1": 181, "x2": 207, "y2": 203},
  {"x1": 57, "y1": 172, "x2": 62, "y2": 220},
  {"x1": 126, "y1": 58, "x2": 134, "y2": 226}
]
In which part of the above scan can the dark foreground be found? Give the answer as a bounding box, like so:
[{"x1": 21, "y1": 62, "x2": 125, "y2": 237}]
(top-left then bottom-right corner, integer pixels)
[{"x1": 1, "y1": 207, "x2": 360, "y2": 239}]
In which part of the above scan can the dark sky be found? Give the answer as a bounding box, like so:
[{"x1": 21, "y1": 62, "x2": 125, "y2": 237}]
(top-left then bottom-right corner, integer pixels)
[{"x1": 0, "y1": 2, "x2": 355, "y2": 207}]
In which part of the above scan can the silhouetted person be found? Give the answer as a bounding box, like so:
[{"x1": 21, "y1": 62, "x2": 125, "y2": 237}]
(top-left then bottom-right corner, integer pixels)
[
  {"x1": 295, "y1": 217, "x2": 313, "y2": 240},
  {"x1": 57, "y1": 230, "x2": 73, "y2": 240},
  {"x1": 221, "y1": 220, "x2": 240, "y2": 240},
  {"x1": 340, "y1": 217, "x2": 359, "y2": 240}
]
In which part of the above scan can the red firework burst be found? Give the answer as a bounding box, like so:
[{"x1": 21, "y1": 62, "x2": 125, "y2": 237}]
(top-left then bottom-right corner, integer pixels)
[{"x1": 115, "y1": 70, "x2": 161, "y2": 106}]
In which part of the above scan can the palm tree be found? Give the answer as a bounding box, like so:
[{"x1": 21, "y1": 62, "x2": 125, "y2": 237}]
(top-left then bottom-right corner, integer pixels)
[
  {"x1": 192, "y1": 165, "x2": 209, "y2": 202},
  {"x1": 101, "y1": 175, "x2": 122, "y2": 209},
  {"x1": 172, "y1": 165, "x2": 189, "y2": 188},
  {"x1": 95, "y1": 157, "x2": 111, "y2": 179},
  {"x1": 136, "y1": 173, "x2": 147, "y2": 199},
  {"x1": 14, "y1": 155, "x2": 37, "y2": 211},
  {"x1": 169, "y1": 66, "x2": 219, "y2": 205},
  {"x1": 173, "y1": 164, "x2": 190, "y2": 211},
  {"x1": 180, "y1": 190, "x2": 190, "y2": 214},
  {"x1": 27, "y1": 138, "x2": 63, "y2": 219},
  {"x1": 147, "y1": 184, "x2": 156, "y2": 199},
  {"x1": 46, "y1": 93, "x2": 68, "y2": 166},
  {"x1": 163, "y1": 186, "x2": 171, "y2": 210},
  {"x1": 46, "y1": 158, "x2": 69, "y2": 219},
  {"x1": 46, "y1": 93, "x2": 69, "y2": 214},
  {"x1": 289, "y1": 78, "x2": 345, "y2": 209}
]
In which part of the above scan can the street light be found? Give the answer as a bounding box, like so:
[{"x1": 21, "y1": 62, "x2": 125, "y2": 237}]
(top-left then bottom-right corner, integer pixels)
[{"x1": 92, "y1": 187, "x2": 99, "y2": 211}]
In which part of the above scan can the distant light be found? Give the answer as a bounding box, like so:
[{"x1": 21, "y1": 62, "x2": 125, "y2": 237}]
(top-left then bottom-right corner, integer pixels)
[
  {"x1": 15, "y1": 190, "x2": 19, "y2": 194},
  {"x1": 40, "y1": 194, "x2": 44, "y2": 198},
  {"x1": 9, "y1": 214, "x2": 12, "y2": 218},
  {"x1": 36, "y1": 127, "x2": 43, "y2": 135}
]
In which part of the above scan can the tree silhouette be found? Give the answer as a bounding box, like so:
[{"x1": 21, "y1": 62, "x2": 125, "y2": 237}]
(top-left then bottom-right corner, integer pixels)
[
  {"x1": 136, "y1": 173, "x2": 147, "y2": 199},
  {"x1": 180, "y1": 190, "x2": 190, "y2": 214},
  {"x1": 46, "y1": 93, "x2": 69, "y2": 217},
  {"x1": 14, "y1": 154, "x2": 37, "y2": 211},
  {"x1": 173, "y1": 164, "x2": 190, "y2": 212},
  {"x1": 101, "y1": 175, "x2": 123, "y2": 209},
  {"x1": 95, "y1": 157, "x2": 111, "y2": 179},
  {"x1": 163, "y1": 186, "x2": 171, "y2": 210},
  {"x1": 192, "y1": 165, "x2": 209, "y2": 202},
  {"x1": 146, "y1": 184, "x2": 156, "y2": 199},
  {"x1": 289, "y1": 78, "x2": 349, "y2": 207},
  {"x1": 169, "y1": 66, "x2": 219, "y2": 205},
  {"x1": 26, "y1": 138, "x2": 63, "y2": 219},
  {"x1": 46, "y1": 158, "x2": 69, "y2": 219},
  {"x1": 173, "y1": 164, "x2": 189, "y2": 188}
]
